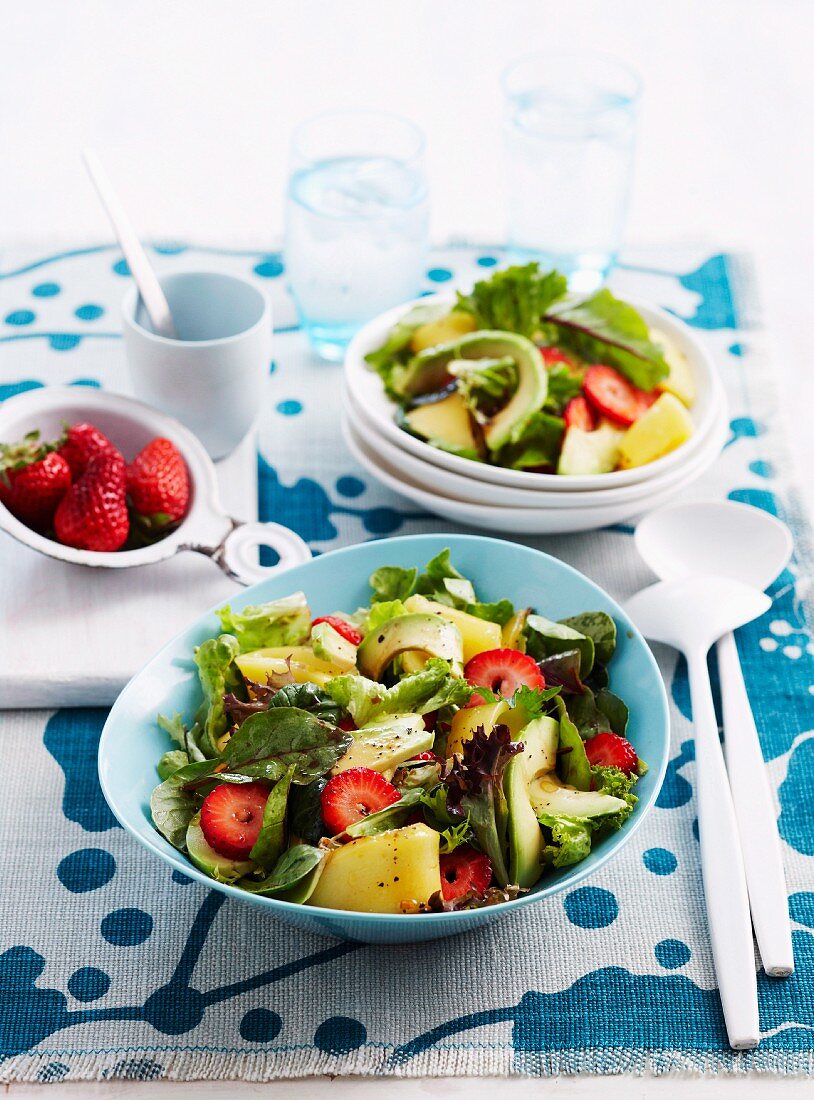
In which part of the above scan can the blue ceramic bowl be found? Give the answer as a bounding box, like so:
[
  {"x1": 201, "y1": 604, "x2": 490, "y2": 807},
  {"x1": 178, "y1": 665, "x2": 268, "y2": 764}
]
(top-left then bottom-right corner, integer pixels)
[{"x1": 98, "y1": 534, "x2": 669, "y2": 944}]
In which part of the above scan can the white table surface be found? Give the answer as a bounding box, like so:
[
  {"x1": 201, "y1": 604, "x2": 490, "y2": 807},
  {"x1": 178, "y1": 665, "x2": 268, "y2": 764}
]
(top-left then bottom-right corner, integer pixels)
[{"x1": 2, "y1": 1, "x2": 812, "y2": 1094}]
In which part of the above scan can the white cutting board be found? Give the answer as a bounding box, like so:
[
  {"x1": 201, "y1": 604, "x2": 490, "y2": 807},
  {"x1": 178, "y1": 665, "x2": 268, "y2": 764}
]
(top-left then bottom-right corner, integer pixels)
[{"x1": 0, "y1": 432, "x2": 256, "y2": 709}]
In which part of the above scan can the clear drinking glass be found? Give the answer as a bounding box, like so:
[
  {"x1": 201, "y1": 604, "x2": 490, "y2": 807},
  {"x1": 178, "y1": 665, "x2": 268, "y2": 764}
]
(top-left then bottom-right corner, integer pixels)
[
  {"x1": 285, "y1": 110, "x2": 430, "y2": 361},
  {"x1": 502, "y1": 52, "x2": 641, "y2": 293}
]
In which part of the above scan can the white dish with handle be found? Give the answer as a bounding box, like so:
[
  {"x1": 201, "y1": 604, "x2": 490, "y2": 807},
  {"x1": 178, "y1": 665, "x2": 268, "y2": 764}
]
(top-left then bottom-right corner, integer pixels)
[
  {"x1": 0, "y1": 386, "x2": 310, "y2": 586},
  {"x1": 344, "y1": 292, "x2": 723, "y2": 492}
]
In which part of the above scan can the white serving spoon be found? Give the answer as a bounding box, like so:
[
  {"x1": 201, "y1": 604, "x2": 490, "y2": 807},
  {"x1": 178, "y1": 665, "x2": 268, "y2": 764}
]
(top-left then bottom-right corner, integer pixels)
[
  {"x1": 82, "y1": 148, "x2": 178, "y2": 339},
  {"x1": 636, "y1": 501, "x2": 794, "y2": 978},
  {"x1": 625, "y1": 574, "x2": 771, "y2": 1050}
]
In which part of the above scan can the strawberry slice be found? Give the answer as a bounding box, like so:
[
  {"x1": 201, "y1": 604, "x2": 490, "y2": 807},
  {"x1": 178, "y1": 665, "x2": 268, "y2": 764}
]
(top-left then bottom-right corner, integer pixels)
[
  {"x1": 464, "y1": 648, "x2": 545, "y2": 707},
  {"x1": 564, "y1": 395, "x2": 597, "y2": 432},
  {"x1": 439, "y1": 846, "x2": 492, "y2": 902},
  {"x1": 582, "y1": 365, "x2": 656, "y2": 427},
  {"x1": 311, "y1": 615, "x2": 363, "y2": 646},
  {"x1": 200, "y1": 781, "x2": 269, "y2": 859},
  {"x1": 540, "y1": 346, "x2": 576, "y2": 369},
  {"x1": 585, "y1": 731, "x2": 638, "y2": 775},
  {"x1": 320, "y1": 767, "x2": 400, "y2": 834}
]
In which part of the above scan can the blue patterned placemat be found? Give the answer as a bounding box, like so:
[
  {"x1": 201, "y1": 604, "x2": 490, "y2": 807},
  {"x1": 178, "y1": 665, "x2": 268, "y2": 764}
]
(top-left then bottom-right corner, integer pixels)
[{"x1": 1, "y1": 242, "x2": 813, "y2": 1082}]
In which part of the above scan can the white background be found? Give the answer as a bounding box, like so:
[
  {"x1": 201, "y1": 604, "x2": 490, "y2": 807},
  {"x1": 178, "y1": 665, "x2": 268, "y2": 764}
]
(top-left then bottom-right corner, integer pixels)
[{"x1": 2, "y1": 1, "x2": 812, "y2": 1095}]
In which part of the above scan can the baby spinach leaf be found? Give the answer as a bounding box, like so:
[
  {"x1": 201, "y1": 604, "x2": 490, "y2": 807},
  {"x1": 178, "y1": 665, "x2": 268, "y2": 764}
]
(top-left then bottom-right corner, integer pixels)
[
  {"x1": 241, "y1": 844, "x2": 326, "y2": 897},
  {"x1": 267, "y1": 682, "x2": 344, "y2": 726},
  {"x1": 560, "y1": 611, "x2": 617, "y2": 666},
  {"x1": 526, "y1": 614, "x2": 595, "y2": 679},
  {"x1": 495, "y1": 410, "x2": 565, "y2": 470},
  {"x1": 536, "y1": 650, "x2": 586, "y2": 696},
  {"x1": 157, "y1": 749, "x2": 189, "y2": 781},
  {"x1": 554, "y1": 697, "x2": 591, "y2": 791},
  {"x1": 288, "y1": 778, "x2": 328, "y2": 845},
  {"x1": 545, "y1": 289, "x2": 669, "y2": 391},
  {"x1": 250, "y1": 767, "x2": 294, "y2": 871},
  {"x1": 221, "y1": 707, "x2": 352, "y2": 784},
  {"x1": 596, "y1": 688, "x2": 629, "y2": 736},
  {"x1": 343, "y1": 788, "x2": 424, "y2": 838},
  {"x1": 467, "y1": 599, "x2": 516, "y2": 626},
  {"x1": 150, "y1": 778, "x2": 199, "y2": 849}
]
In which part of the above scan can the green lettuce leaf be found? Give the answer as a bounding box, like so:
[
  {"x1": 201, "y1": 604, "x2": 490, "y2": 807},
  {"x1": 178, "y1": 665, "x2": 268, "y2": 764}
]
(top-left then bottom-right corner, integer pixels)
[
  {"x1": 539, "y1": 813, "x2": 594, "y2": 867},
  {"x1": 217, "y1": 592, "x2": 311, "y2": 652},
  {"x1": 157, "y1": 749, "x2": 189, "y2": 781},
  {"x1": 365, "y1": 303, "x2": 448, "y2": 396},
  {"x1": 455, "y1": 264, "x2": 568, "y2": 338},
  {"x1": 249, "y1": 767, "x2": 294, "y2": 871},
  {"x1": 596, "y1": 688, "x2": 629, "y2": 736},
  {"x1": 369, "y1": 565, "x2": 418, "y2": 603},
  {"x1": 546, "y1": 289, "x2": 669, "y2": 391},
  {"x1": 194, "y1": 634, "x2": 241, "y2": 756},
  {"x1": 366, "y1": 599, "x2": 409, "y2": 634},
  {"x1": 543, "y1": 361, "x2": 584, "y2": 414},
  {"x1": 450, "y1": 356, "x2": 517, "y2": 413},
  {"x1": 327, "y1": 657, "x2": 472, "y2": 726},
  {"x1": 591, "y1": 764, "x2": 638, "y2": 829},
  {"x1": 495, "y1": 410, "x2": 565, "y2": 470}
]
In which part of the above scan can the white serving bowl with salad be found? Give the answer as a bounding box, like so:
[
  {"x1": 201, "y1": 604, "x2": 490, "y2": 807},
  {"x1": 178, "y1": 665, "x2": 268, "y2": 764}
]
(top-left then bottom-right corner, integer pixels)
[
  {"x1": 343, "y1": 409, "x2": 728, "y2": 534},
  {"x1": 344, "y1": 263, "x2": 726, "y2": 493}
]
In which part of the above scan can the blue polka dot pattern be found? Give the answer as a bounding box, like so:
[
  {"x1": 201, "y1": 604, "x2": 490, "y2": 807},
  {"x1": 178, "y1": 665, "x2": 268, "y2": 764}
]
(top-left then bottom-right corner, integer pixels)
[
  {"x1": 153, "y1": 242, "x2": 187, "y2": 255},
  {"x1": 336, "y1": 475, "x2": 365, "y2": 498},
  {"x1": 269, "y1": 360, "x2": 278, "y2": 374},
  {"x1": 5, "y1": 309, "x2": 35, "y2": 325},
  {"x1": 362, "y1": 507, "x2": 404, "y2": 534},
  {"x1": 68, "y1": 966, "x2": 110, "y2": 1002},
  {"x1": 239, "y1": 1008, "x2": 283, "y2": 1042},
  {"x1": 426, "y1": 267, "x2": 453, "y2": 283},
  {"x1": 276, "y1": 399, "x2": 303, "y2": 416},
  {"x1": 171, "y1": 870, "x2": 193, "y2": 886},
  {"x1": 313, "y1": 1015, "x2": 367, "y2": 1054},
  {"x1": 254, "y1": 258, "x2": 284, "y2": 278},
  {"x1": 74, "y1": 304, "x2": 105, "y2": 321},
  {"x1": 564, "y1": 886, "x2": 619, "y2": 929},
  {"x1": 655, "y1": 939, "x2": 691, "y2": 969},
  {"x1": 49, "y1": 334, "x2": 82, "y2": 351},
  {"x1": 749, "y1": 459, "x2": 774, "y2": 479},
  {"x1": 56, "y1": 848, "x2": 116, "y2": 893},
  {"x1": 32, "y1": 282, "x2": 60, "y2": 298},
  {"x1": 112, "y1": 259, "x2": 130, "y2": 276},
  {"x1": 642, "y1": 848, "x2": 678, "y2": 876},
  {"x1": 477, "y1": 255, "x2": 498, "y2": 267},
  {"x1": 101, "y1": 908, "x2": 153, "y2": 946}
]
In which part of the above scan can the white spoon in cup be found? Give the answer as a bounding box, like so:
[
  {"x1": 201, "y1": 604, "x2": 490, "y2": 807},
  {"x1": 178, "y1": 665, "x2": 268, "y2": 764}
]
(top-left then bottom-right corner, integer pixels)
[
  {"x1": 625, "y1": 573, "x2": 771, "y2": 1050},
  {"x1": 636, "y1": 500, "x2": 794, "y2": 978}
]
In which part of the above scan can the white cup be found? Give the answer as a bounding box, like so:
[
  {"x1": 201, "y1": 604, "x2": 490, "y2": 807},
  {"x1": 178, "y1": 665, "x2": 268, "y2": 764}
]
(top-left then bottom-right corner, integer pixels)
[{"x1": 122, "y1": 271, "x2": 271, "y2": 460}]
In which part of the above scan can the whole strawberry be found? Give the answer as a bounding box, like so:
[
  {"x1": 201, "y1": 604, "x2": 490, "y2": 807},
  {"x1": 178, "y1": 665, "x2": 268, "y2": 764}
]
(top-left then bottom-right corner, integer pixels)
[
  {"x1": 127, "y1": 437, "x2": 189, "y2": 527},
  {"x1": 54, "y1": 451, "x2": 130, "y2": 551},
  {"x1": 59, "y1": 422, "x2": 117, "y2": 480},
  {"x1": 0, "y1": 436, "x2": 72, "y2": 532}
]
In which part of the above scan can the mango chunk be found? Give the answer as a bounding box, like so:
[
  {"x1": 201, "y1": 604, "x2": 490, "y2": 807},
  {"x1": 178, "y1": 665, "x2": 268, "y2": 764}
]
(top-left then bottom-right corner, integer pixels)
[
  {"x1": 306, "y1": 824, "x2": 442, "y2": 913},
  {"x1": 651, "y1": 326, "x2": 697, "y2": 407},
  {"x1": 235, "y1": 646, "x2": 345, "y2": 688},
  {"x1": 404, "y1": 593, "x2": 502, "y2": 664},
  {"x1": 410, "y1": 311, "x2": 477, "y2": 353},
  {"x1": 618, "y1": 393, "x2": 694, "y2": 469}
]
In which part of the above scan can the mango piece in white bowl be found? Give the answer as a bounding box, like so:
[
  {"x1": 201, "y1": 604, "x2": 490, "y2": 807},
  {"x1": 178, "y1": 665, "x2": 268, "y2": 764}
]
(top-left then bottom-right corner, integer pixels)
[{"x1": 618, "y1": 393, "x2": 694, "y2": 469}]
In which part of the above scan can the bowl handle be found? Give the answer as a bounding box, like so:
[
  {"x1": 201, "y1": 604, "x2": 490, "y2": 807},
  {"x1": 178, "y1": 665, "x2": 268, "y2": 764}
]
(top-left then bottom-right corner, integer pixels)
[{"x1": 188, "y1": 520, "x2": 311, "y2": 585}]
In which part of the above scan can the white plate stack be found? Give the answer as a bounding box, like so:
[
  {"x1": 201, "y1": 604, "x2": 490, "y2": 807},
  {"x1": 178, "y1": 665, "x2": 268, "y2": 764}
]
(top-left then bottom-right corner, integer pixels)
[{"x1": 342, "y1": 294, "x2": 729, "y2": 534}]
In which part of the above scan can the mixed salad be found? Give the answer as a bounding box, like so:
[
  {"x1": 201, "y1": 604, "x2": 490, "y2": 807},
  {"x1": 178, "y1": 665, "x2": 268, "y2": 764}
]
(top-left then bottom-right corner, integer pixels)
[
  {"x1": 365, "y1": 263, "x2": 696, "y2": 476},
  {"x1": 150, "y1": 550, "x2": 646, "y2": 913}
]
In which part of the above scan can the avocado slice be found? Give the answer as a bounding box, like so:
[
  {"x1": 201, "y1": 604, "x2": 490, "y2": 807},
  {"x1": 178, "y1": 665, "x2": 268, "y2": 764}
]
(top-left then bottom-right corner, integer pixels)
[
  {"x1": 557, "y1": 422, "x2": 624, "y2": 476},
  {"x1": 357, "y1": 612, "x2": 464, "y2": 680},
  {"x1": 332, "y1": 714, "x2": 434, "y2": 775},
  {"x1": 516, "y1": 715, "x2": 559, "y2": 778},
  {"x1": 402, "y1": 391, "x2": 481, "y2": 457},
  {"x1": 528, "y1": 774, "x2": 628, "y2": 818},
  {"x1": 394, "y1": 332, "x2": 547, "y2": 452},
  {"x1": 505, "y1": 753, "x2": 545, "y2": 888},
  {"x1": 310, "y1": 621, "x2": 357, "y2": 671},
  {"x1": 186, "y1": 813, "x2": 255, "y2": 883}
]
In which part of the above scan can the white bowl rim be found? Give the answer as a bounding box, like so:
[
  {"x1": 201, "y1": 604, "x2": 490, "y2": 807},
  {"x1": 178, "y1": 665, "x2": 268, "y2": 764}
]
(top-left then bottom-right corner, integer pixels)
[
  {"x1": 344, "y1": 386, "x2": 727, "y2": 509},
  {"x1": 344, "y1": 291, "x2": 724, "y2": 491}
]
